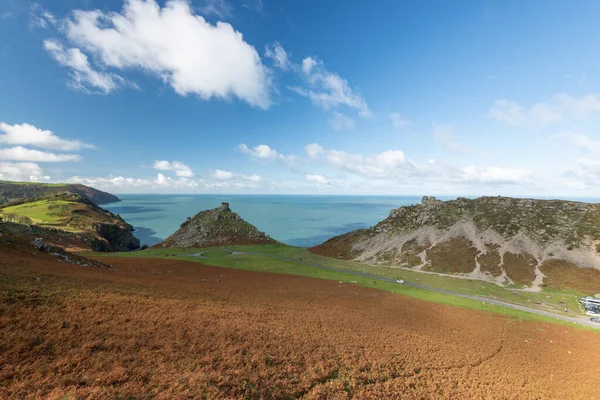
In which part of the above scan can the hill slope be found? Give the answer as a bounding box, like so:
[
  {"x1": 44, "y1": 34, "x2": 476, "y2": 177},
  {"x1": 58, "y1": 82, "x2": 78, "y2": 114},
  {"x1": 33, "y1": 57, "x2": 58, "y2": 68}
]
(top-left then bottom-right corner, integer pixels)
[
  {"x1": 155, "y1": 202, "x2": 277, "y2": 248},
  {"x1": 0, "y1": 180, "x2": 119, "y2": 206},
  {"x1": 0, "y1": 192, "x2": 139, "y2": 252},
  {"x1": 311, "y1": 196, "x2": 600, "y2": 291}
]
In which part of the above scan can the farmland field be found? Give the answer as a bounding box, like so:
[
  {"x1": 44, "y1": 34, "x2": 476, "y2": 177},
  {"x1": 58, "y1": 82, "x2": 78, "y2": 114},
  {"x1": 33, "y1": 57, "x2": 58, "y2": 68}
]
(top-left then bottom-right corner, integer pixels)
[{"x1": 1, "y1": 244, "x2": 599, "y2": 399}]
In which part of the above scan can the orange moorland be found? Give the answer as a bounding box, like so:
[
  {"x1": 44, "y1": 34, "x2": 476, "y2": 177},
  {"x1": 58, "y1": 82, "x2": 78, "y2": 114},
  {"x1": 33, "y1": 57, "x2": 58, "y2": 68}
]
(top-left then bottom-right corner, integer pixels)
[{"x1": 1, "y1": 239, "x2": 599, "y2": 399}]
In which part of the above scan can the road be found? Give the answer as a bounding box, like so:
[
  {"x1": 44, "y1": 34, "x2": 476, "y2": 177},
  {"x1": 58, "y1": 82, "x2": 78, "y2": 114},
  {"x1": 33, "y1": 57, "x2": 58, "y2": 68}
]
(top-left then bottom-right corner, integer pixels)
[{"x1": 180, "y1": 249, "x2": 600, "y2": 329}]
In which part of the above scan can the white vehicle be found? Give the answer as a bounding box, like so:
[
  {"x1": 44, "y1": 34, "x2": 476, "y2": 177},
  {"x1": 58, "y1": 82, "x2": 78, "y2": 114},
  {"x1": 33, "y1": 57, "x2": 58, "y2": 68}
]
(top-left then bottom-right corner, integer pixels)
[{"x1": 396, "y1": 279, "x2": 405, "y2": 284}]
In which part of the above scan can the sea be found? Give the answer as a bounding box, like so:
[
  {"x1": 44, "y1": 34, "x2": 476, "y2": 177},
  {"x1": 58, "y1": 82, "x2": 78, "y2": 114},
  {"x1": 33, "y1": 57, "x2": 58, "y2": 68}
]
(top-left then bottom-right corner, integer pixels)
[
  {"x1": 104, "y1": 194, "x2": 600, "y2": 248},
  {"x1": 103, "y1": 194, "x2": 423, "y2": 248}
]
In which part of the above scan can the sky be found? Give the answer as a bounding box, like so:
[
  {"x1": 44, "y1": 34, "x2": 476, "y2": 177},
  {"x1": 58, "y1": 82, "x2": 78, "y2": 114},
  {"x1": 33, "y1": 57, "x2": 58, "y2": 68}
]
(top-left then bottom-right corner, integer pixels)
[{"x1": 1, "y1": 0, "x2": 600, "y2": 196}]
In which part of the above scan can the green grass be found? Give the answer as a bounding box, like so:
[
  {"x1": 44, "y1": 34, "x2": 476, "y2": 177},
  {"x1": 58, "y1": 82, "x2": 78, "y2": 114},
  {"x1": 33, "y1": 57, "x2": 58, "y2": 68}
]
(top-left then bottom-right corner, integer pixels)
[
  {"x1": 91, "y1": 244, "x2": 597, "y2": 330},
  {"x1": 1, "y1": 199, "x2": 73, "y2": 222}
]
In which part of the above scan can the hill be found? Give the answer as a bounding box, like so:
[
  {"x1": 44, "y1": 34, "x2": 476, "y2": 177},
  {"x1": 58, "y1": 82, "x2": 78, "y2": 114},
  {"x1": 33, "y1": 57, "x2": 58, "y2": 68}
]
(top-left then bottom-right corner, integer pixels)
[
  {"x1": 2, "y1": 239, "x2": 600, "y2": 398},
  {"x1": 155, "y1": 202, "x2": 277, "y2": 248},
  {"x1": 0, "y1": 191, "x2": 139, "y2": 252},
  {"x1": 0, "y1": 180, "x2": 119, "y2": 206},
  {"x1": 311, "y1": 196, "x2": 600, "y2": 291}
]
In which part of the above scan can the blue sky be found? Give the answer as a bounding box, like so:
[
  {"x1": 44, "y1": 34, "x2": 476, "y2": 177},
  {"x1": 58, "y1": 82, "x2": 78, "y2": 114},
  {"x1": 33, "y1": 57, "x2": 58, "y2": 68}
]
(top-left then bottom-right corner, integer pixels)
[{"x1": 1, "y1": 0, "x2": 600, "y2": 196}]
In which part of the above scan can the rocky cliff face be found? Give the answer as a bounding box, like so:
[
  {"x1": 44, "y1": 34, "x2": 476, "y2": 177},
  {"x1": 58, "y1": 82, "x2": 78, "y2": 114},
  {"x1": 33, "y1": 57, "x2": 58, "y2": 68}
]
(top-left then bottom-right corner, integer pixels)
[
  {"x1": 311, "y1": 196, "x2": 600, "y2": 291},
  {"x1": 155, "y1": 203, "x2": 277, "y2": 248}
]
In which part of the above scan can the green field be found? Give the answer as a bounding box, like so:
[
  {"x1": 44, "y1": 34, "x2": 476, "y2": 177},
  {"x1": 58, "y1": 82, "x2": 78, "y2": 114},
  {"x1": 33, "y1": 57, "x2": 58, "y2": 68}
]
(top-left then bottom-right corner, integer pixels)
[
  {"x1": 93, "y1": 244, "x2": 594, "y2": 329},
  {"x1": 0, "y1": 199, "x2": 73, "y2": 223}
]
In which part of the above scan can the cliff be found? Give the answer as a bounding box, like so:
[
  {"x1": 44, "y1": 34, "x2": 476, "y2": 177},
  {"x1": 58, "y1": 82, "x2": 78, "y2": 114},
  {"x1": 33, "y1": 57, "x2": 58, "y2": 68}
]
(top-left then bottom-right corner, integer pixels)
[
  {"x1": 0, "y1": 192, "x2": 138, "y2": 252},
  {"x1": 0, "y1": 181, "x2": 120, "y2": 206},
  {"x1": 155, "y1": 202, "x2": 277, "y2": 248},
  {"x1": 311, "y1": 196, "x2": 600, "y2": 291}
]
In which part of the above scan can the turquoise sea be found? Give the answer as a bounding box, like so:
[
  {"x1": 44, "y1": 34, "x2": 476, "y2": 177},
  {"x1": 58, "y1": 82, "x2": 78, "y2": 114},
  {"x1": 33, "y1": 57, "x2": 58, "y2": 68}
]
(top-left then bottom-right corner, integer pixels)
[{"x1": 104, "y1": 195, "x2": 422, "y2": 247}]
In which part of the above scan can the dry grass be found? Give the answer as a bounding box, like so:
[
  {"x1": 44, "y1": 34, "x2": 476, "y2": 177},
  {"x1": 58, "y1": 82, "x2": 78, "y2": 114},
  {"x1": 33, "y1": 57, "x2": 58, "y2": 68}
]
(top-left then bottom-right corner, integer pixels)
[
  {"x1": 503, "y1": 253, "x2": 537, "y2": 286},
  {"x1": 425, "y1": 238, "x2": 479, "y2": 274},
  {"x1": 1, "y1": 247, "x2": 600, "y2": 399},
  {"x1": 541, "y1": 259, "x2": 600, "y2": 294},
  {"x1": 478, "y1": 244, "x2": 503, "y2": 277}
]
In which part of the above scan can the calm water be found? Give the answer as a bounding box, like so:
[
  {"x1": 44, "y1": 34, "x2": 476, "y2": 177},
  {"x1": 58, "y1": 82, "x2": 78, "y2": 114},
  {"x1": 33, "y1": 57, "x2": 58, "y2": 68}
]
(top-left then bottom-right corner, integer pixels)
[{"x1": 104, "y1": 195, "x2": 421, "y2": 247}]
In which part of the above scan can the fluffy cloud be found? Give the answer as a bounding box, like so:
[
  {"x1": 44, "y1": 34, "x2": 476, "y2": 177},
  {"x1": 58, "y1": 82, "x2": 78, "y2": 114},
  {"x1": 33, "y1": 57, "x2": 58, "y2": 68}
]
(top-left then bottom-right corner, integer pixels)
[
  {"x1": 309, "y1": 145, "x2": 410, "y2": 179},
  {"x1": 68, "y1": 175, "x2": 153, "y2": 188},
  {"x1": 238, "y1": 143, "x2": 292, "y2": 164},
  {"x1": 213, "y1": 169, "x2": 234, "y2": 179},
  {"x1": 0, "y1": 146, "x2": 81, "y2": 162},
  {"x1": 305, "y1": 174, "x2": 328, "y2": 185},
  {"x1": 0, "y1": 122, "x2": 93, "y2": 151},
  {"x1": 153, "y1": 160, "x2": 194, "y2": 178},
  {"x1": 389, "y1": 112, "x2": 412, "y2": 129},
  {"x1": 433, "y1": 123, "x2": 470, "y2": 152},
  {"x1": 329, "y1": 112, "x2": 355, "y2": 131},
  {"x1": 305, "y1": 143, "x2": 324, "y2": 158},
  {"x1": 213, "y1": 169, "x2": 261, "y2": 181},
  {"x1": 44, "y1": 40, "x2": 127, "y2": 94},
  {"x1": 265, "y1": 41, "x2": 290, "y2": 70},
  {"x1": 289, "y1": 56, "x2": 370, "y2": 116},
  {"x1": 56, "y1": 0, "x2": 270, "y2": 107},
  {"x1": 460, "y1": 166, "x2": 532, "y2": 185},
  {"x1": 240, "y1": 173, "x2": 261, "y2": 182},
  {"x1": 490, "y1": 94, "x2": 600, "y2": 126},
  {"x1": 0, "y1": 162, "x2": 49, "y2": 182}
]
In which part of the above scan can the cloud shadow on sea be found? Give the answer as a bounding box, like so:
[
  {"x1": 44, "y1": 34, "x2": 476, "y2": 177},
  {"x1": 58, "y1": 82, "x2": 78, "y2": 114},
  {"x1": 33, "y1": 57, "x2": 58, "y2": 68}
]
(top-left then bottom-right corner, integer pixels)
[{"x1": 133, "y1": 226, "x2": 163, "y2": 247}]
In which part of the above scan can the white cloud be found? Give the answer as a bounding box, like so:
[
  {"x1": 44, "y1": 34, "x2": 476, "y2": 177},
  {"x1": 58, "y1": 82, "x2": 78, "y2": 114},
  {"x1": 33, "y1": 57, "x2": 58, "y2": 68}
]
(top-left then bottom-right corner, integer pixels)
[
  {"x1": 213, "y1": 169, "x2": 234, "y2": 179},
  {"x1": 265, "y1": 41, "x2": 290, "y2": 70},
  {"x1": 329, "y1": 111, "x2": 355, "y2": 131},
  {"x1": 44, "y1": 39, "x2": 127, "y2": 94},
  {"x1": 60, "y1": 0, "x2": 270, "y2": 108},
  {"x1": 460, "y1": 166, "x2": 532, "y2": 185},
  {"x1": 490, "y1": 94, "x2": 600, "y2": 126},
  {"x1": 389, "y1": 112, "x2": 412, "y2": 129},
  {"x1": 312, "y1": 146, "x2": 410, "y2": 179},
  {"x1": 199, "y1": 0, "x2": 233, "y2": 19},
  {"x1": 560, "y1": 133, "x2": 600, "y2": 153},
  {"x1": 305, "y1": 174, "x2": 328, "y2": 185},
  {"x1": 0, "y1": 146, "x2": 81, "y2": 162},
  {"x1": 0, "y1": 162, "x2": 49, "y2": 182},
  {"x1": 212, "y1": 169, "x2": 261, "y2": 181},
  {"x1": 68, "y1": 175, "x2": 153, "y2": 188},
  {"x1": 290, "y1": 57, "x2": 370, "y2": 116},
  {"x1": 153, "y1": 160, "x2": 194, "y2": 178},
  {"x1": 305, "y1": 143, "x2": 324, "y2": 158},
  {"x1": 433, "y1": 123, "x2": 470, "y2": 152},
  {"x1": 238, "y1": 143, "x2": 289, "y2": 161},
  {"x1": 241, "y1": 173, "x2": 261, "y2": 182},
  {"x1": 29, "y1": 3, "x2": 56, "y2": 29},
  {"x1": 0, "y1": 122, "x2": 93, "y2": 151}
]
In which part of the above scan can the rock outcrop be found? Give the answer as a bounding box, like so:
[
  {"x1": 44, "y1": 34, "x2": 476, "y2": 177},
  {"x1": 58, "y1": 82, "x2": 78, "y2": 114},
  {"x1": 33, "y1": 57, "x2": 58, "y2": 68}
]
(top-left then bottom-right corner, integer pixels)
[
  {"x1": 311, "y1": 196, "x2": 600, "y2": 291},
  {"x1": 155, "y1": 203, "x2": 277, "y2": 248}
]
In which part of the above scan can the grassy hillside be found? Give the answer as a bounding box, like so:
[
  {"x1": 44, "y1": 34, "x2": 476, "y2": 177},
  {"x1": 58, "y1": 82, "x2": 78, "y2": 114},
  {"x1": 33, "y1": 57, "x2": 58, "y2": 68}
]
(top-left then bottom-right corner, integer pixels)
[
  {"x1": 0, "y1": 192, "x2": 139, "y2": 252},
  {"x1": 311, "y1": 196, "x2": 600, "y2": 291},
  {"x1": 3, "y1": 245, "x2": 600, "y2": 398},
  {"x1": 0, "y1": 180, "x2": 119, "y2": 205}
]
